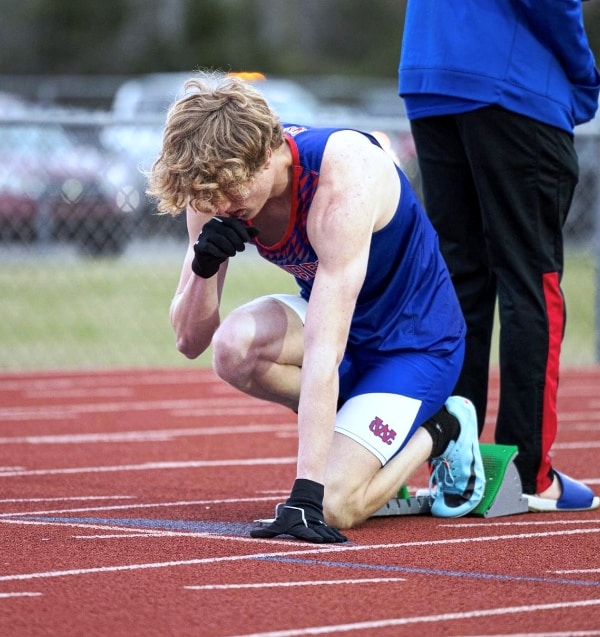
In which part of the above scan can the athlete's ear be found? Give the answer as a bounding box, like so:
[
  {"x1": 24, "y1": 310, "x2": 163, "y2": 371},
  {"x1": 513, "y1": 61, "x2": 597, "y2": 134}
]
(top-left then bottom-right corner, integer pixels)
[{"x1": 263, "y1": 147, "x2": 273, "y2": 169}]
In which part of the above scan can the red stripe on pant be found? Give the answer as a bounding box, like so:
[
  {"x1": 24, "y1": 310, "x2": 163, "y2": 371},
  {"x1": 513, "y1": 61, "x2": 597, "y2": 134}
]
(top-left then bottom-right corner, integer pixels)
[{"x1": 540, "y1": 271, "x2": 563, "y2": 493}]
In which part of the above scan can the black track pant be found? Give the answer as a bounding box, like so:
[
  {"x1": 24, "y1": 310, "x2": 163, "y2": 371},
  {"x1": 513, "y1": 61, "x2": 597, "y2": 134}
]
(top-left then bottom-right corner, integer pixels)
[{"x1": 411, "y1": 106, "x2": 579, "y2": 494}]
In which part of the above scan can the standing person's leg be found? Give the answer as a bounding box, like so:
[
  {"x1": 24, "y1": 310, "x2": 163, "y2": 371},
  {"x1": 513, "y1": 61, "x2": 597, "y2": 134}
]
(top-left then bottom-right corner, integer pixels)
[
  {"x1": 458, "y1": 107, "x2": 579, "y2": 496},
  {"x1": 410, "y1": 116, "x2": 496, "y2": 434}
]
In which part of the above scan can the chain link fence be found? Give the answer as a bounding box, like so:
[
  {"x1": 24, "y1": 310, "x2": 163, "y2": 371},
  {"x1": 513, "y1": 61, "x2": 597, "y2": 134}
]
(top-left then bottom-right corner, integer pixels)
[{"x1": 1, "y1": 86, "x2": 598, "y2": 371}]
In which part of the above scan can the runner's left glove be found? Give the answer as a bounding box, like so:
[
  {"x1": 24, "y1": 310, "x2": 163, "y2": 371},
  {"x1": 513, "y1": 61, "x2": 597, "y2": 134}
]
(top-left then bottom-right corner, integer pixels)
[{"x1": 250, "y1": 479, "x2": 348, "y2": 543}]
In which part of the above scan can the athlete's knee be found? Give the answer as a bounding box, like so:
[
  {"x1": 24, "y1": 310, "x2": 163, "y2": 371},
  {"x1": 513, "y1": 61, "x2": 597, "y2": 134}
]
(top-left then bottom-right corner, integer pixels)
[
  {"x1": 323, "y1": 482, "x2": 366, "y2": 530},
  {"x1": 212, "y1": 311, "x2": 259, "y2": 386}
]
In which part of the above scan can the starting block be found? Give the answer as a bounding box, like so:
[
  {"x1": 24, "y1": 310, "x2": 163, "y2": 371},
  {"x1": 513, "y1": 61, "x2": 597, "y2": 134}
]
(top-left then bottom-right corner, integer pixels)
[
  {"x1": 371, "y1": 484, "x2": 433, "y2": 516},
  {"x1": 472, "y1": 444, "x2": 529, "y2": 517},
  {"x1": 371, "y1": 443, "x2": 529, "y2": 519}
]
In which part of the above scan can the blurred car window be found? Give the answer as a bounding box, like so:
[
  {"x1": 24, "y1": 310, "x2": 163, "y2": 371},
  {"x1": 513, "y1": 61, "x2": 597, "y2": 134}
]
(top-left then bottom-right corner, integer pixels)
[
  {"x1": 0, "y1": 112, "x2": 141, "y2": 256},
  {"x1": 110, "y1": 72, "x2": 322, "y2": 125}
]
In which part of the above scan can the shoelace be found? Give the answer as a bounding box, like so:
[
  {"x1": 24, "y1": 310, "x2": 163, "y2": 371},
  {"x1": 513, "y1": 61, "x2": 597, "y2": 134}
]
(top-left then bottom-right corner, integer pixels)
[{"x1": 429, "y1": 458, "x2": 455, "y2": 498}]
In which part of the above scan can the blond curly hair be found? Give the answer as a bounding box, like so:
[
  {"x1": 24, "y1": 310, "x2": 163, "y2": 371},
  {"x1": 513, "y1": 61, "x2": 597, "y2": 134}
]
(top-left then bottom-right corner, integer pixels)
[{"x1": 147, "y1": 72, "x2": 285, "y2": 216}]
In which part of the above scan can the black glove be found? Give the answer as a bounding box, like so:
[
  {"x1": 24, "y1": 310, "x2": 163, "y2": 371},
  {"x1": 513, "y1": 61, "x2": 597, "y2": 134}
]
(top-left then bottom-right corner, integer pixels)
[
  {"x1": 250, "y1": 478, "x2": 348, "y2": 543},
  {"x1": 191, "y1": 217, "x2": 259, "y2": 279}
]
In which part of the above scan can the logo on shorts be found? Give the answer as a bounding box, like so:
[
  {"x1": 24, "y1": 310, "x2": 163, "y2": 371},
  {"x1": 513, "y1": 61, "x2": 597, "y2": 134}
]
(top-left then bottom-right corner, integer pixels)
[{"x1": 369, "y1": 416, "x2": 397, "y2": 446}]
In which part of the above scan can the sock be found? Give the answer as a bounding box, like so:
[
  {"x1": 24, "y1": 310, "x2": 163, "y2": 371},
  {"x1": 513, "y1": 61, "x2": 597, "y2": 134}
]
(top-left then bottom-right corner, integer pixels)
[{"x1": 422, "y1": 407, "x2": 460, "y2": 458}]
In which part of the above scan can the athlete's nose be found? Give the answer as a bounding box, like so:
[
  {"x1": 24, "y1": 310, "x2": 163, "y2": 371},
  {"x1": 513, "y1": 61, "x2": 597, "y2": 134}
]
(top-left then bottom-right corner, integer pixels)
[{"x1": 215, "y1": 199, "x2": 233, "y2": 215}]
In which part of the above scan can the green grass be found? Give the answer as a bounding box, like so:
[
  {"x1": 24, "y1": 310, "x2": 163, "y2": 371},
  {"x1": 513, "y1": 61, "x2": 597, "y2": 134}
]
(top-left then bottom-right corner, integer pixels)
[
  {"x1": 0, "y1": 252, "x2": 296, "y2": 371},
  {"x1": 0, "y1": 251, "x2": 596, "y2": 371},
  {"x1": 558, "y1": 252, "x2": 598, "y2": 365}
]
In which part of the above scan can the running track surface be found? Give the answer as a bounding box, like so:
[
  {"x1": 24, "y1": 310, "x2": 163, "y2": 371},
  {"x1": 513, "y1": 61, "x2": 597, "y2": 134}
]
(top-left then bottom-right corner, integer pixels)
[{"x1": 0, "y1": 367, "x2": 599, "y2": 637}]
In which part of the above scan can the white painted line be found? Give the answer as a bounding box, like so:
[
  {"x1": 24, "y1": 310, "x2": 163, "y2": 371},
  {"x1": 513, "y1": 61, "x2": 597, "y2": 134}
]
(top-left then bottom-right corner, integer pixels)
[
  {"x1": 0, "y1": 592, "x2": 42, "y2": 599},
  {"x1": 445, "y1": 633, "x2": 600, "y2": 637},
  {"x1": 29, "y1": 387, "x2": 134, "y2": 399},
  {"x1": 0, "y1": 396, "x2": 285, "y2": 421},
  {"x1": 0, "y1": 527, "x2": 599, "y2": 582},
  {"x1": 551, "y1": 568, "x2": 600, "y2": 574},
  {"x1": 0, "y1": 496, "x2": 135, "y2": 504},
  {"x1": 0, "y1": 518, "x2": 240, "y2": 539},
  {"x1": 0, "y1": 495, "x2": 280, "y2": 518},
  {"x1": 553, "y1": 412, "x2": 600, "y2": 421},
  {"x1": 24, "y1": 387, "x2": 134, "y2": 399},
  {"x1": 73, "y1": 534, "x2": 162, "y2": 539},
  {"x1": 184, "y1": 577, "x2": 406, "y2": 591},
  {"x1": 0, "y1": 371, "x2": 217, "y2": 392},
  {"x1": 446, "y1": 519, "x2": 600, "y2": 528},
  {"x1": 228, "y1": 599, "x2": 600, "y2": 637},
  {"x1": 553, "y1": 441, "x2": 600, "y2": 449},
  {"x1": 0, "y1": 518, "x2": 282, "y2": 544},
  {"x1": 0, "y1": 424, "x2": 296, "y2": 445},
  {"x1": 0, "y1": 456, "x2": 296, "y2": 478},
  {"x1": 441, "y1": 632, "x2": 600, "y2": 637},
  {"x1": 470, "y1": 633, "x2": 600, "y2": 637}
]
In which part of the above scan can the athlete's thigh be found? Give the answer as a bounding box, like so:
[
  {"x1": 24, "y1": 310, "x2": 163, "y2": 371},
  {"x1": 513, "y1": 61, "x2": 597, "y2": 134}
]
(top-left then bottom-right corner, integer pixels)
[
  {"x1": 325, "y1": 429, "x2": 383, "y2": 493},
  {"x1": 326, "y1": 346, "x2": 463, "y2": 489}
]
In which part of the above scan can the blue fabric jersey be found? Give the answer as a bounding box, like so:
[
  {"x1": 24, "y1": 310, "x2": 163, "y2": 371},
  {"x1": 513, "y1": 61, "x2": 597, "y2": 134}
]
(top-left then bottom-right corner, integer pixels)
[
  {"x1": 399, "y1": 0, "x2": 600, "y2": 132},
  {"x1": 254, "y1": 125, "x2": 465, "y2": 355}
]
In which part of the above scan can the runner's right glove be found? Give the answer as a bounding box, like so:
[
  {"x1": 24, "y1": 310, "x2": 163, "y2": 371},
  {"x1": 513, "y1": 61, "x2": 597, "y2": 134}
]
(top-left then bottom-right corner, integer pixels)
[
  {"x1": 250, "y1": 478, "x2": 348, "y2": 543},
  {"x1": 191, "y1": 217, "x2": 259, "y2": 279}
]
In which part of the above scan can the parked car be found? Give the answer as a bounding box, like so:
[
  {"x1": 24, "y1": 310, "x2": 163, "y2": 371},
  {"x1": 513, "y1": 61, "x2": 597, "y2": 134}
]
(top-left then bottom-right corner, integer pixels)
[
  {"x1": 0, "y1": 117, "x2": 142, "y2": 256},
  {"x1": 104, "y1": 71, "x2": 323, "y2": 176},
  {"x1": 110, "y1": 71, "x2": 322, "y2": 123}
]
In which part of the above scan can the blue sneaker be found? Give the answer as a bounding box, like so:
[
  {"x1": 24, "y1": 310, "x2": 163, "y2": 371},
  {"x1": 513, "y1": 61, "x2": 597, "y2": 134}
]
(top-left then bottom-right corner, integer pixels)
[{"x1": 430, "y1": 396, "x2": 485, "y2": 518}]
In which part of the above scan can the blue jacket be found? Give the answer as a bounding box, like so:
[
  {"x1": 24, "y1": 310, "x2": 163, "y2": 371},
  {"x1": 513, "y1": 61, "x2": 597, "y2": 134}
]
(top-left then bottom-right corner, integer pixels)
[{"x1": 399, "y1": 0, "x2": 600, "y2": 132}]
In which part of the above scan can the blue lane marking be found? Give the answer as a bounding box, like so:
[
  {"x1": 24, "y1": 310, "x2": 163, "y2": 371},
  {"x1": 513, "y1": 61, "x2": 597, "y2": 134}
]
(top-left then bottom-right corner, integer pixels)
[
  {"x1": 14, "y1": 515, "x2": 600, "y2": 588},
  {"x1": 256, "y1": 556, "x2": 600, "y2": 588}
]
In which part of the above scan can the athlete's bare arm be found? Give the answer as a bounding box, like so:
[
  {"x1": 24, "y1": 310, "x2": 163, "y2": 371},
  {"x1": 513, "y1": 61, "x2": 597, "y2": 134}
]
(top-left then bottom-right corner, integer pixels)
[
  {"x1": 169, "y1": 206, "x2": 228, "y2": 359},
  {"x1": 296, "y1": 130, "x2": 401, "y2": 483}
]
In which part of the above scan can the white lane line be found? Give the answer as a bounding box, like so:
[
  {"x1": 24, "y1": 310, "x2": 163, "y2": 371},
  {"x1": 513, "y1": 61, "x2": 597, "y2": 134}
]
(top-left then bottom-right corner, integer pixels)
[
  {"x1": 0, "y1": 518, "x2": 262, "y2": 541},
  {"x1": 0, "y1": 456, "x2": 296, "y2": 478},
  {"x1": 0, "y1": 495, "x2": 280, "y2": 518},
  {"x1": 73, "y1": 534, "x2": 168, "y2": 539},
  {"x1": 0, "y1": 592, "x2": 42, "y2": 599},
  {"x1": 445, "y1": 633, "x2": 600, "y2": 637},
  {"x1": 0, "y1": 496, "x2": 135, "y2": 504},
  {"x1": 0, "y1": 527, "x2": 599, "y2": 582},
  {"x1": 24, "y1": 387, "x2": 134, "y2": 399},
  {"x1": 0, "y1": 371, "x2": 217, "y2": 392},
  {"x1": 446, "y1": 519, "x2": 600, "y2": 528},
  {"x1": 551, "y1": 568, "x2": 600, "y2": 574},
  {"x1": 184, "y1": 577, "x2": 406, "y2": 591},
  {"x1": 0, "y1": 424, "x2": 296, "y2": 445},
  {"x1": 553, "y1": 441, "x2": 600, "y2": 449},
  {"x1": 0, "y1": 518, "x2": 289, "y2": 544},
  {"x1": 448, "y1": 632, "x2": 600, "y2": 637},
  {"x1": 553, "y1": 412, "x2": 600, "y2": 421},
  {"x1": 227, "y1": 599, "x2": 600, "y2": 637},
  {"x1": 0, "y1": 397, "x2": 285, "y2": 421}
]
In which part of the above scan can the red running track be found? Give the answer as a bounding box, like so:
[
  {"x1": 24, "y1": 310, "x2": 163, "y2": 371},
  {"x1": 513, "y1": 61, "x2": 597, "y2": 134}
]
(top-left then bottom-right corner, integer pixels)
[{"x1": 0, "y1": 367, "x2": 599, "y2": 637}]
